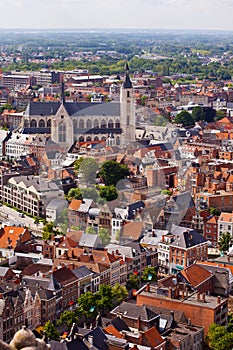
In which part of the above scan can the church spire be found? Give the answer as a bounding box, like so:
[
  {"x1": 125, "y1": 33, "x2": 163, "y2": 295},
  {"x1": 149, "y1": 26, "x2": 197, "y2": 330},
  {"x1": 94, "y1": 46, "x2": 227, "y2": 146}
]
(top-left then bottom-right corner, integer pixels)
[{"x1": 123, "y1": 61, "x2": 132, "y2": 89}]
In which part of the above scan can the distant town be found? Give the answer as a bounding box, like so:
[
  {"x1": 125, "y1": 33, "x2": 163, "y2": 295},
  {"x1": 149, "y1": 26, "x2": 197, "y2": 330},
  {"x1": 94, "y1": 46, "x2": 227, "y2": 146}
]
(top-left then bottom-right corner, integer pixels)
[{"x1": 0, "y1": 29, "x2": 233, "y2": 350}]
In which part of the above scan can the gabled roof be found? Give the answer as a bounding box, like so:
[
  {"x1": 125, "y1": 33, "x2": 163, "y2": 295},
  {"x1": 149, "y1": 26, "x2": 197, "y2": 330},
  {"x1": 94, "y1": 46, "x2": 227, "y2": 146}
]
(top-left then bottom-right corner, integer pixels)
[
  {"x1": 144, "y1": 326, "x2": 164, "y2": 347},
  {"x1": 53, "y1": 267, "x2": 78, "y2": 285},
  {"x1": 57, "y1": 237, "x2": 78, "y2": 249},
  {"x1": 111, "y1": 301, "x2": 159, "y2": 322},
  {"x1": 170, "y1": 225, "x2": 207, "y2": 248},
  {"x1": 180, "y1": 263, "x2": 212, "y2": 287},
  {"x1": 121, "y1": 221, "x2": 144, "y2": 241},
  {"x1": 0, "y1": 226, "x2": 31, "y2": 250}
]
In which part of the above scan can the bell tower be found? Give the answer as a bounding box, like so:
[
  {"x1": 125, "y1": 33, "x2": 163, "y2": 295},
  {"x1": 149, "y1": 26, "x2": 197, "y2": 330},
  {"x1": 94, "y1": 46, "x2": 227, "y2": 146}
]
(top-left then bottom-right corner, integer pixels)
[{"x1": 120, "y1": 62, "x2": 135, "y2": 145}]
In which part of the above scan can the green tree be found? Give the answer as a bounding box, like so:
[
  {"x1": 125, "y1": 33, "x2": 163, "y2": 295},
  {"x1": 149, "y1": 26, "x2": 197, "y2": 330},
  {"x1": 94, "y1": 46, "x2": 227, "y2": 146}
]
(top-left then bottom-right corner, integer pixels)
[
  {"x1": 56, "y1": 208, "x2": 69, "y2": 234},
  {"x1": 209, "y1": 207, "x2": 221, "y2": 216},
  {"x1": 78, "y1": 291, "x2": 97, "y2": 319},
  {"x1": 42, "y1": 222, "x2": 57, "y2": 240},
  {"x1": 66, "y1": 187, "x2": 83, "y2": 201},
  {"x1": 174, "y1": 110, "x2": 194, "y2": 127},
  {"x1": 112, "y1": 283, "x2": 128, "y2": 304},
  {"x1": 86, "y1": 226, "x2": 96, "y2": 234},
  {"x1": 96, "y1": 284, "x2": 113, "y2": 313},
  {"x1": 153, "y1": 115, "x2": 168, "y2": 127},
  {"x1": 219, "y1": 232, "x2": 232, "y2": 252},
  {"x1": 99, "y1": 185, "x2": 118, "y2": 201},
  {"x1": 75, "y1": 157, "x2": 99, "y2": 185},
  {"x1": 206, "y1": 323, "x2": 233, "y2": 350},
  {"x1": 141, "y1": 95, "x2": 148, "y2": 106},
  {"x1": 215, "y1": 110, "x2": 225, "y2": 121},
  {"x1": 192, "y1": 106, "x2": 205, "y2": 122},
  {"x1": 98, "y1": 227, "x2": 111, "y2": 246},
  {"x1": 57, "y1": 310, "x2": 78, "y2": 330},
  {"x1": 98, "y1": 160, "x2": 130, "y2": 186},
  {"x1": 81, "y1": 187, "x2": 100, "y2": 201},
  {"x1": 141, "y1": 266, "x2": 157, "y2": 283},
  {"x1": 43, "y1": 320, "x2": 60, "y2": 341},
  {"x1": 126, "y1": 274, "x2": 141, "y2": 291},
  {"x1": 161, "y1": 189, "x2": 172, "y2": 196}
]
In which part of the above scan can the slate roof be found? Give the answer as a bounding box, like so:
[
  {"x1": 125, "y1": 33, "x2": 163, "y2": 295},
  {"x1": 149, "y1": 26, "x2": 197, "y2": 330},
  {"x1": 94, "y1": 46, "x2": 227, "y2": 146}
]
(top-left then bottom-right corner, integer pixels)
[
  {"x1": 71, "y1": 102, "x2": 120, "y2": 118},
  {"x1": 170, "y1": 225, "x2": 207, "y2": 248},
  {"x1": 24, "y1": 101, "x2": 61, "y2": 116},
  {"x1": 170, "y1": 191, "x2": 195, "y2": 211},
  {"x1": 72, "y1": 265, "x2": 94, "y2": 279},
  {"x1": 79, "y1": 233, "x2": 102, "y2": 248},
  {"x1": 111, "y1": 302, "x2": 159, "y2": 322}
]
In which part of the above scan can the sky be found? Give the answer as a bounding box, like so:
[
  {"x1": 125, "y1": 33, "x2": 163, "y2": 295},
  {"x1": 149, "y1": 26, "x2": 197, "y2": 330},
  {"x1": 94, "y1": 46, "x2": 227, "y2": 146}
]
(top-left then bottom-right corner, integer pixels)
[{"x1": 2, "y1": 0, "x2": 233, "y2": 31}]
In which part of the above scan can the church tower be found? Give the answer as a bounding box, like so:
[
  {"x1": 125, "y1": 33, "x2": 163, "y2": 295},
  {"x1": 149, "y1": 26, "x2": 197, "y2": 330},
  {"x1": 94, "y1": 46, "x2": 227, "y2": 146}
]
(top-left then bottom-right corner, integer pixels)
[{"x1": 120, "y1": 63, "x2": 135, "y2": 145}]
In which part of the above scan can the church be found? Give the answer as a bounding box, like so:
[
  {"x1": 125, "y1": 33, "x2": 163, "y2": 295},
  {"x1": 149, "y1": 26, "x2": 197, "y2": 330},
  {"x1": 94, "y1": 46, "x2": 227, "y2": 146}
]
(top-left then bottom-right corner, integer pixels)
[{"x1": 21, "y1": 64, "x2": 136, "y2": 147}]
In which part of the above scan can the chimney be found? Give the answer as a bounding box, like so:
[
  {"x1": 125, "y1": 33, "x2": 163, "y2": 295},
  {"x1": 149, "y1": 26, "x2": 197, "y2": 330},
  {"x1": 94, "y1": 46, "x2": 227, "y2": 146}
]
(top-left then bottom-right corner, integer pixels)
[
  {"x1": 196, "y1": 292, "x2": 200, "y2": 301},
  {"x1": 70, "y1": 263, "x2": 75, "y2": 270},
  {"x1": 146, "y1": 282, "x2": 150, "y2": 293},
  {"x1": 88, "y1": 335, "x2": 93, "y2": 345},
  {"x1": 185, "y1": 287, "x2": 189, "y2": 298},
  {"x1": 202, "y1": 293, "x2": 206, "y2": 302},
  {"x1": 217, "y1": 296, "x2": 221, "y2": 304},
  {"x1": 168, "y1": 286, "x2": 173, "y2": 299}
]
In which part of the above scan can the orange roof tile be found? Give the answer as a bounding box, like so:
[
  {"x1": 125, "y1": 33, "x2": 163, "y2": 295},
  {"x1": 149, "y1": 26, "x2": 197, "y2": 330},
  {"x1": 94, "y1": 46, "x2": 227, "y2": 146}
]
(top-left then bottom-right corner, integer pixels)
[
  {"x1": 0, "y1": 226, "x2": 31, "y2": 249},
  {"x1": 68, "y1": 199, "x2": 82, "y2": 211},
  {"x1": 144, "y1": 327, "x2": 164, "y2": 347},
  {"x1": 121, "y1": 221, "x2": 144, "y2": 240},
  {"x1": 219, "y1": 212, "x2": 233, "y2": 222},
  {"x1": 104, "y1": 325, "x2": 123, "y2": 338},
  {"x1": 181, "y1": 264, "x2": 212, "y2": 287}
]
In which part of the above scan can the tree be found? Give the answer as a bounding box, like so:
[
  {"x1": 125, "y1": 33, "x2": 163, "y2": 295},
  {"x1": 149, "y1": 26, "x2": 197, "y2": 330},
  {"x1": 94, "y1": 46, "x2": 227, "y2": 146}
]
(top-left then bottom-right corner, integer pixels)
[
  {"x1": 161, "y1": 189, "x2": 172, "y2": 196},
  {"x1": 98, "y1": 227, "x2": 111, "y2": 246},
  {"x1": 78, "y1": 291, "x2": 97, "y2": 319},
  {"x1": 209, "y1": 207, "x2": 220, "y2": 216},
  {"x1": 42, "y1": 222, "x2": 57, "y2": 240},
  {"x1": 56, "y1": 208, "x2": 69, "y2": 234},
  {"x1": 57, "y1": 310, "x2": 79, "y2": 330},
  {"x1": 126, "y1": 274, "x2": 141, "y2": 291},
  {"x1": 99, "y1": 185, "x2": 118, "y2": 201},
  {"x1": 215, "y1": 110, "x2": 225, "y2": 121},
  {"x1": 96, "y1": 284, "x2": 113, "y2": 313},
  {"x1": 98, "y1": 160, "x2": 130, "y2": 186},
  {"x1": 219, "y1": 232, "x2": 232, "y2": 252},
  {"x1": 141, "y1": 266, "x2": 157, "y2": 283},
  {"x1": 206, "y1": 323, "x2": 233, "y2": 350},
  {"x1": 112, "y1": 283, "x2": 128, "y2": 304},
  {"x1": 43, "y1": 320, "x2": 60, "y2": 341},
  {"x1": 86, "y1": 226, "x2": 96, "y2": 234},
  {"x1": 81, "y1": 187, "x2": 100, "y2": 202},
  {"x1": 174, "y1": 110, "x2": 194, "y2": 127},
  {"x1": 192, "y1": 106, "x2": 205, "y2": 122},
  {"x1": 66, "y1": 187, "x2": 83, "y2": 201},
  {"x1": 75, "y1": 157, "x2": 99, "y2": 185}
]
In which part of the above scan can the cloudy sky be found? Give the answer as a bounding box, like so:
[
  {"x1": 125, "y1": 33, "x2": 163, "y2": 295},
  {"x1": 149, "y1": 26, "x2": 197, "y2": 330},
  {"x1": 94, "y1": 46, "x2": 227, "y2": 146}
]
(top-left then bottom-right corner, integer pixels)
[{"x1": 2, "y1": 0, "x2": 233, "y2": 31}]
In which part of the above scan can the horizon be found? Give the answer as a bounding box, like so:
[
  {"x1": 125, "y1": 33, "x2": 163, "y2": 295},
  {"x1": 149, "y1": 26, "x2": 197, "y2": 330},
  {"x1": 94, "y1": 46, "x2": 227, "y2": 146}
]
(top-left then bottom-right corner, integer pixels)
[{"x1": 1, "y1": 0, "x2": 233, "y2": 32}]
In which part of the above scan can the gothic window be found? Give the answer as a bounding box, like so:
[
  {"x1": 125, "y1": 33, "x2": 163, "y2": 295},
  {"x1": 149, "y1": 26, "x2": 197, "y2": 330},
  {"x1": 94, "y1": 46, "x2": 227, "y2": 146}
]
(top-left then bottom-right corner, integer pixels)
[
  {"x1": 79, "y1": 136, "x2": 84, "y2": 142},
  {"x1": 94, "y1": 136, "x2": 99, "y2": 141},
  {"x1": 94, "y1": 119, "x2": 99, "y2": 128},
  {"x1": 30, "y1": 119, "x2": 37, "y2": 127},
  {"x1": 116, "y1": 136, "x2": 120, "y2": 145},
  {"x1": 127, "y1": 115, "x2": 130, "y2": 125},
  {"x1": 101, "y1": 119, "x2": 106, "y2": 128},
  {"x1": 101, "y1": 136, "x2": 106, "y2": 141},
  {"x1": 127, "y1": 91, "x2": 130, "y2": 98},
  {"x1": 86, "y1": 119, "x2": 92, "y2": 129},
  {"x1": 47, "y1": 119, "x2": 51, "y2": 128},
  {"x1": 58, "y1": 123, "x2": 66, "y2": 143},
  {"x1": 108, "y1": 119, "x2": 114, "y2": 128},
  {"x1": 115, "y1": 119, "x2": 120, "y2": 128},
  {"x1": 86, "y1": 136, "x2": 92, "y2": 141},
  {"x1": 73, "y1": 120, "x2": 78, "y2": 135},
  {"x1": 39, "y1": 119, "x2": 45, "y2": 128},
  {"x1": 24, "y1": 119, "x2": 29, "y2": 127},
  {"x1": 79, "y1": 119, "x2": 84, "y2": 128}
]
